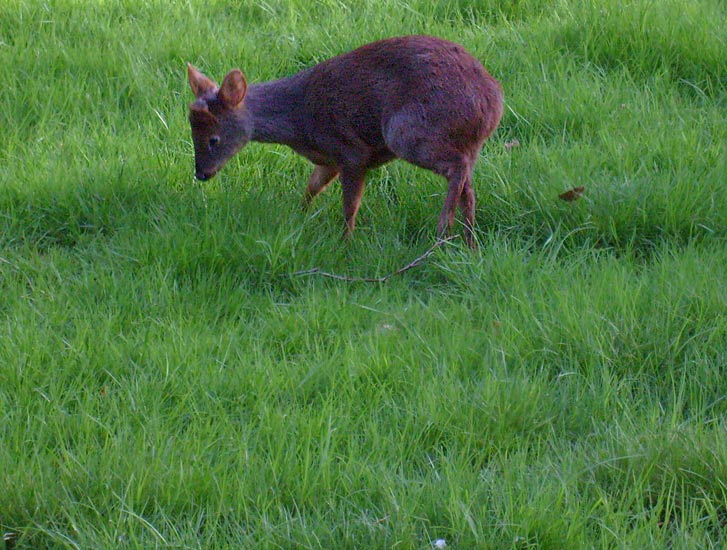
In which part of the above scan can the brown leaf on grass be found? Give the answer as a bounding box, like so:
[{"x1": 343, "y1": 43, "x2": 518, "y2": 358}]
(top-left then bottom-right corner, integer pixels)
[
  {"x1": 504, "y1": 139, "x2": 521, "y2": 150},
  {"x1": 559, "y1": 186, "x2": 585, "y2": 202}
]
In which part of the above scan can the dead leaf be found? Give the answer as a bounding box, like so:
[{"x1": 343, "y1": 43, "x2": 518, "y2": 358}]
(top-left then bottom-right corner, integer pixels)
[
  {"x1": 504, "y1": 139, "x2": 520, "y2": 150},
  {"x1": 559, "y1": 186, "x2": 585, "y2": 202}
]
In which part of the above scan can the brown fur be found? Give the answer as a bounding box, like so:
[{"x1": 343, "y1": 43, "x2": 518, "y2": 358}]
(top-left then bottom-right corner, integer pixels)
[{"x1": 187, "y1": 35, "x2": 503, "y2": 248}]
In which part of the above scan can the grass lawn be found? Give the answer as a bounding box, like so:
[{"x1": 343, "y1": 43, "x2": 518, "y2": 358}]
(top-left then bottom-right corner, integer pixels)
[{"x1": 2, "y1": 0, "x2": 727, "y2": 547}]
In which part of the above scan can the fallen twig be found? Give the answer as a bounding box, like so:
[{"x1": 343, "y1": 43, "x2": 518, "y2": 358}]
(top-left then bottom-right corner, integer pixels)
[{"x1": 291, "y1": 235, "x2": 459, "y2": 282}]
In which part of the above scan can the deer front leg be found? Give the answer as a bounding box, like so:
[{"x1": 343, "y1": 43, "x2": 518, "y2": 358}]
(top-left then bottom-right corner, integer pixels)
[
  {"x1": 303, "y1": 165, "x2": 339, "y2": 208},
  {"x1": 340, "y1": 168, "x2": 367, "y2": 239}
]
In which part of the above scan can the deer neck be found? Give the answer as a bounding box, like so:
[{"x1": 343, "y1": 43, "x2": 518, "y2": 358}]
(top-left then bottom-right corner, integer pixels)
[{"x1": 243, "y1": 72, "x2": 310, "y2": 147}]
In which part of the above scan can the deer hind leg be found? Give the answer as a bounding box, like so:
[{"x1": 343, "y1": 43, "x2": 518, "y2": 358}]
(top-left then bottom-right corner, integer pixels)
[
  {"x1": 384, "y1": 119, "x2": 479, "y2": 248},
  {"x1": 458, "y1": 174, "x2": 477, "y2": 249},
  {"x1": 437, "y1": 171, "x2": 464, "y2": 237},
  {"x1": 436, "y1": 162, "x2": 477, "y2": 244},
  {"x1": 303, "y1": 165, "x2": 339, "y2": 208}
]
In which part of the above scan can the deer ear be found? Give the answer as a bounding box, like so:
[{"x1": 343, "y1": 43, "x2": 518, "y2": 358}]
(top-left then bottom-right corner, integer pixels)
[
  {"x1": 219, "y1": 69, "x2": 247, "y2": 110},
  {"x1": 187, "y1": 63, "x2": 217, "y2": 98}
]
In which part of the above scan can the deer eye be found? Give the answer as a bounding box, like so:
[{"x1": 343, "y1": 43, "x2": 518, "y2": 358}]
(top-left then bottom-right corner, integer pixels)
[{"x1": 208, "y1": 136, "x2": 220, "y2": 150}]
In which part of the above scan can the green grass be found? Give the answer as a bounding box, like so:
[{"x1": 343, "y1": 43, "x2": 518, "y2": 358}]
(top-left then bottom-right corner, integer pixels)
[{"x1": 2, "y1": 0, "x2": 727, "y2": 548}]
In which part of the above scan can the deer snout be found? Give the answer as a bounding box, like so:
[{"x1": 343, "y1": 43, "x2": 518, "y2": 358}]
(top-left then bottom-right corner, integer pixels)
[{"x1": 195, "y1": 167, "x2": 217, "y2": 181}]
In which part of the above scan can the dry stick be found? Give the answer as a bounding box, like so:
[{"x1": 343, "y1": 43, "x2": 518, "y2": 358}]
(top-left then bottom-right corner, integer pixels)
[{"x1": 291, "y1": 235, "x2": 460, "y2": 283}]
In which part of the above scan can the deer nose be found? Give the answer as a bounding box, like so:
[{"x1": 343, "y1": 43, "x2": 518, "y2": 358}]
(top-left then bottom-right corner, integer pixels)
[{"x1": 195, "y1": 169, "x2": 216, "y2": 181}]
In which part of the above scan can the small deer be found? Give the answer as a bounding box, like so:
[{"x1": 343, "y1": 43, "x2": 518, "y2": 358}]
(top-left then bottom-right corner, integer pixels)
[{"x1": 187, "y1": 35, "x2": 503, "y2": 248}]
